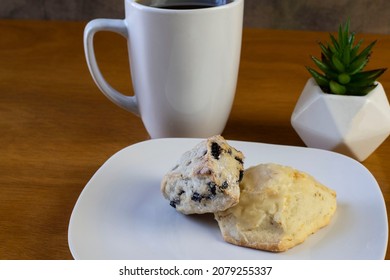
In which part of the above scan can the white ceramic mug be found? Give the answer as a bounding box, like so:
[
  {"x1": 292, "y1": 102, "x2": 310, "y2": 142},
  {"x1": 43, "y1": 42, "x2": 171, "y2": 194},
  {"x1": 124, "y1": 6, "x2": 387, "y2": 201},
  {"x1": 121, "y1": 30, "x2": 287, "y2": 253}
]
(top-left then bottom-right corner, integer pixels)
[{"x1": 84, "y1": 0, "x2": 243, "y2": 138}]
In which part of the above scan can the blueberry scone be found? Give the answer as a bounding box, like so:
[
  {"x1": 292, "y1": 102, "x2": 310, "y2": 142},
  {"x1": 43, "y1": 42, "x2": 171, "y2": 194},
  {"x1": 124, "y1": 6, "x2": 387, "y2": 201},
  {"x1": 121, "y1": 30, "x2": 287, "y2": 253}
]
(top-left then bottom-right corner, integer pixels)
[
  {"x1": 161, "y1": 135, "x2": 244, "y2": 215},
  {"x1": 214, "y1": 163, "x2": 337, "y2": 252}
]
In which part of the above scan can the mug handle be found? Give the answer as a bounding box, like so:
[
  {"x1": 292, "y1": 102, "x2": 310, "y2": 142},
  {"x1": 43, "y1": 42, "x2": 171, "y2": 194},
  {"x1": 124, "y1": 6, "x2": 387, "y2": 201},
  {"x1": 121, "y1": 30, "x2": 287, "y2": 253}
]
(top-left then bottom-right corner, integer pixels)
[{"x1": 84, "y1": 19, "x2": 139, "y2": 116}]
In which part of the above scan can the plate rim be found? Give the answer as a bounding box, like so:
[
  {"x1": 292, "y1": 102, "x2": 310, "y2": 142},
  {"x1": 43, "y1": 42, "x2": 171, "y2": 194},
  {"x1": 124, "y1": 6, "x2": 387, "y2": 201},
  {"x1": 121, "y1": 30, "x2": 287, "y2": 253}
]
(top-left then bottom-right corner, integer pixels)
[{"x1": 68, "y1": 138, "x2": 389, "y2": 260}]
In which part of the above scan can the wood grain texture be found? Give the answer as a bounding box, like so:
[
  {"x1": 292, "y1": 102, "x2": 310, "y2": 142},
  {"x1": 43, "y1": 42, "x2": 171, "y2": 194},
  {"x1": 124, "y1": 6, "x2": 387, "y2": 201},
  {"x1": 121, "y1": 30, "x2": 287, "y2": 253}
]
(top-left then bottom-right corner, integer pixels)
[{"x1": 0, "y1": 20, "x2": 389, "y2": 259}]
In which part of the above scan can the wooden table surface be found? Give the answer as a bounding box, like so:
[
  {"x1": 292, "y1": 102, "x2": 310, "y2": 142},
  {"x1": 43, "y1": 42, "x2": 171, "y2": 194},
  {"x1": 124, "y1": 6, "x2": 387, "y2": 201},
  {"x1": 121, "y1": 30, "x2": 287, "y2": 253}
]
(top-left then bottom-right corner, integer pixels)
[{"x1": 0, "y1": 20, "x2": 389, "y2": 260}]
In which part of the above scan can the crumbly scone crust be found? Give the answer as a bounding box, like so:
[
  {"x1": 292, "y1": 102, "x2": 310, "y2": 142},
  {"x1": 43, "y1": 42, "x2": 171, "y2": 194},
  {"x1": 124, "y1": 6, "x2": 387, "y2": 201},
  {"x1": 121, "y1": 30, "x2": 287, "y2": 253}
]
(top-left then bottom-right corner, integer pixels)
[
  {"x1": 214, "y1": 163, "x2": 337, "y2": 252},
  {"x1": 161, "y1": 135, "x2": 245, "y2": 215}
]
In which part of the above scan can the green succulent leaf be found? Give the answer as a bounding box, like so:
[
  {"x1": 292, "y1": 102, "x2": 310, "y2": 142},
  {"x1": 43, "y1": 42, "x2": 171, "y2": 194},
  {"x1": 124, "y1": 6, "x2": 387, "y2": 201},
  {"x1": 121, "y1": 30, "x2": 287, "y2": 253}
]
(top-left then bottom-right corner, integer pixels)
[
  {"x1": 342, "y1": 47, "x2": 351, "y2": 65},
  {"x1": 320, "y1": 58, "x2": 339, "y2": 80},
  {"x1": 319, "y1": 42, "x2": 332, "y2": 60},
  {"x1": 311, "y1": 56, "x2": 338, "y2": 79},
  {"x1": 329, "y1": 33, "x2": 340, "y2": 53},
  {"x1": 350, "y1": 39, "x2": 363, "y2": 59},
  {"x1": 352, "y1": 40, "x2": 376, "y2": 63},
  {"x1": 339, "y1": 19, "x2": 350, "y2": 49},
  {"x1": 330, "y1": 80, "x2": 347, "y2": 95},
  {"x1": 338, "y1": 24, "x2": 344, "y2": 49},
  {"x1": 344, "y1": 19, "x2": 350, "y2": 36},
  {"x1": 306, "y1": 20, "x2": 386, "y2": 96},
  {"x1": 331, "y1": 54, "x2": 346, "y2": 72},
  {"x1": 346, "y1": 84, "x2": 378, "y2": 96},
  {"x1": 306, "y1": 67, "x2": 329, "y2": 87},
  {"x1": 348, "y1": 32, "x2": 355, "y2": 46},
  {"x1": 350, "y1": 68, "x2": 387, "y2": 82},
  {"x1": 348, "y1": 56, "x2": 368, "y2": 75},
  {"x1": 338, "y1": 73, "x2": 351, "y2": 84}
]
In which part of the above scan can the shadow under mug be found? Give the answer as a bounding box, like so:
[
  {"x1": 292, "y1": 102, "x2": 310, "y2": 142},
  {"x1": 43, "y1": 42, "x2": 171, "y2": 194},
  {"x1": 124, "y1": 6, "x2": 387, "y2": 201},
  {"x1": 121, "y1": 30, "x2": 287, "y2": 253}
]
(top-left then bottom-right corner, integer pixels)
[{"x1": 84, "y1": 0, "x2": 244, "y2": 138}]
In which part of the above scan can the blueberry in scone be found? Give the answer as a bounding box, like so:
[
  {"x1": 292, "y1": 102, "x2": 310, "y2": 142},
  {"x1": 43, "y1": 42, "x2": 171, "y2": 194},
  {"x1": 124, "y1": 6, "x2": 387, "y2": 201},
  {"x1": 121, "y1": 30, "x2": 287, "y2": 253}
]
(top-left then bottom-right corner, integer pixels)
[{"x1": 161, "y1": 135, "x2": 245, "y2": 215}]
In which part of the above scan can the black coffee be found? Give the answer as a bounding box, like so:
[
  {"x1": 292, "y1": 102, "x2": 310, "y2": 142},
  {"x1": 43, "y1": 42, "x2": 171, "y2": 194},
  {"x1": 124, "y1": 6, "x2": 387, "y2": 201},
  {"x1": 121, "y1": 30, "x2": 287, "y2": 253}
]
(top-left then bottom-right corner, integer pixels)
[
  {"x1": 155, "y1": 5, "x2": 215, "y2": 9},
  {"x1": 136, "y1": 0, "x2": 234, "y2": 9}
]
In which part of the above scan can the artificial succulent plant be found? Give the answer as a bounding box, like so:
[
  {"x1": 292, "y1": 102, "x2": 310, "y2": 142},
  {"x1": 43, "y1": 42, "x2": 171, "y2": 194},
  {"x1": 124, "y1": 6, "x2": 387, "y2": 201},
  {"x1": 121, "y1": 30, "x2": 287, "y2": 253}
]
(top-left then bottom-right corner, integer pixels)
[{"x1": 307, "y1": 20, "x2": 386, "y2": 96}]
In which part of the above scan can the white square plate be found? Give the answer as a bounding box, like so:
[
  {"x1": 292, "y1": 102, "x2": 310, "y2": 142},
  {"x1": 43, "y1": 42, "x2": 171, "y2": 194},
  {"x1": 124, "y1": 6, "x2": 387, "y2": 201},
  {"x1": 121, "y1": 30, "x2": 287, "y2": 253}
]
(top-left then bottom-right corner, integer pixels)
[{"x1": 68, "y1": 138, "x2": 388, "y2": 259}]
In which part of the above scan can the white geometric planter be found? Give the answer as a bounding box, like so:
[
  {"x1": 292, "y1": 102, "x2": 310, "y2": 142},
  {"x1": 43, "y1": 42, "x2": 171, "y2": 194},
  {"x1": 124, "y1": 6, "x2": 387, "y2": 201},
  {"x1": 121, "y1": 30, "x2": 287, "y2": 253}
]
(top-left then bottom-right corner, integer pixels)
[{"x1": 291, "y1": 78, "x2": 390, "y2": 161}]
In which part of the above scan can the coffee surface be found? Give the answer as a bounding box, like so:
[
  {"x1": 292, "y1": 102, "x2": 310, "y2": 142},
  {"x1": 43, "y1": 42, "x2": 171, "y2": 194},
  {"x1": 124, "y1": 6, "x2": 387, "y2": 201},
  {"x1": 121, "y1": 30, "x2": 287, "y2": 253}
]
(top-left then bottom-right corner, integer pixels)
[{"x1": 154, "y1": 4, "x2": 215, "y2": 9}]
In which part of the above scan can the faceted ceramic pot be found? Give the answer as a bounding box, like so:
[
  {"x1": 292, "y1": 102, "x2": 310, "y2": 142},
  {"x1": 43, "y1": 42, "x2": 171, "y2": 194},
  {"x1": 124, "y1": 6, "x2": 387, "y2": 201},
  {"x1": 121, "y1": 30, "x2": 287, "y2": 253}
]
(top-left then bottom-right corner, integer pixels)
[{"x1": 291, "y1": 78, "x2": 390, "y2": 161}]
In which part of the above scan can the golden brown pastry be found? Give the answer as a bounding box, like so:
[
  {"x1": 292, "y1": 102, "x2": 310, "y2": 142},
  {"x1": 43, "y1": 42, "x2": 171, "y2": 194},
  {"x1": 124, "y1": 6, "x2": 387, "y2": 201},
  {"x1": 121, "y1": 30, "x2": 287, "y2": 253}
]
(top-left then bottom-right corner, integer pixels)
[{"x1": 214, "y1": 163, "x2": 337, "y2": 252}]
